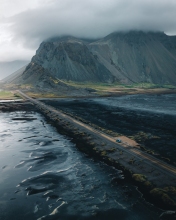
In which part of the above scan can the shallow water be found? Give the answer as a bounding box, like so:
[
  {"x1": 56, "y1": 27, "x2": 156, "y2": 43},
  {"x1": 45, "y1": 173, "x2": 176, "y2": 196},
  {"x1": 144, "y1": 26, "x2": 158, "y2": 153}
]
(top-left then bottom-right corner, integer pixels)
[
  {"x1": 0, "y1": 111, "x2": 161, "y2": 219},
  {"x1": 0, "y1": 99, "x2": 22, "y2": 103}
]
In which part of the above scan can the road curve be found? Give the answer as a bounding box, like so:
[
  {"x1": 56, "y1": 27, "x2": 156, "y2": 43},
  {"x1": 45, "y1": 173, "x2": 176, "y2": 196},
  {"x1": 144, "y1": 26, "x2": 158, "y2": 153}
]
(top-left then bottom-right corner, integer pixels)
[{"x1": 17, "y1": 90, "x2": 176, "y2": 178}]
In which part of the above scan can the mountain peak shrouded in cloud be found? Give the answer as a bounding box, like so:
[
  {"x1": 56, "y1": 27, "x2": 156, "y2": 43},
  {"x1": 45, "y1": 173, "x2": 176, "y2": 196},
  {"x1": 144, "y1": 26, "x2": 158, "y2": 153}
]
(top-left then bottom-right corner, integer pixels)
[
  {"x1": 0, "y1": 0, "x2": 176, "y2": 64},
  {"x1": 10, "y1": 32, "x2": 176, "y2": 86}
]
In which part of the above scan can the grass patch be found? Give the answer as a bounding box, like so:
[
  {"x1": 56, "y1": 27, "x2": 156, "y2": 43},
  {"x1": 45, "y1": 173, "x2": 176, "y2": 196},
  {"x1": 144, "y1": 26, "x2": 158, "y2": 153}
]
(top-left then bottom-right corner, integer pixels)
[
  {"x1": 61, "y1": 80, "x2": 118, "y2": 89},
  {"x1": 3, "y1": 83, "x2": 33, "y2": 90},
  {"x1": 106, "y1": 148, "x2": 116, "y2": 153},
  {"x1": 25, "y1": 92, "x2": 66, "y2": 98},
  {"x1": 132, "y1": 174, "x2": 147, "y2": 182},
  {"x1": 0, "y1": 90, "x2": 18, "y2": 99},
  {"x1": 150, "y1": 188, "x2": 176, "y2": 207},
  {"x1": 101, "y1": 150, "x2": 107, "y2": 156},
  {"x1": 132, "y1": 174, "x2": 153, "y2": 190},
  {"x1": 59, "y1": 81, "x2": 134, "y2": 94},
  {"x1": 120, "y1": 83, "x2": 176, "y2": 89},
  {"x1": 61, "y1": 81, "x2": 176, "y2": 90},
  {"x1": 163, "y1": 186, "x2": 176, "y2": 195}
]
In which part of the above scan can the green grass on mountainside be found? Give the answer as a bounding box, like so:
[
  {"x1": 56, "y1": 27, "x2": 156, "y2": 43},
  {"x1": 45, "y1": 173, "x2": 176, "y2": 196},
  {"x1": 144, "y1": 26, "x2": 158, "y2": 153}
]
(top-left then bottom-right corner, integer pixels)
[
  {"x1": 60, "y1": 80, "x2": 118, "y2": 89},
  {"x1": 121, "y1": 83, "x2": 176, "y2": 89},
  {"x1": 25, "y1": 92, "x2": 66, "y2": 99},
  {"x1": 0, "y1": 90, "x2": 20, "y2": 99},
  {"x1": 61, "y1": 80, "x2": 176, "y2": 91},
  {"x1": 2, "y1": 81, "x2": 176, "y2": 99}
]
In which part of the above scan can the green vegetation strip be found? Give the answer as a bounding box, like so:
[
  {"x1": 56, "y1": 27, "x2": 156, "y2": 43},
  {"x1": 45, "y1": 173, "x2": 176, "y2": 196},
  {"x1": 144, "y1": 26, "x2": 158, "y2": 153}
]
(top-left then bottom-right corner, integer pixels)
[
  {"x1": 132, "y1": 174, "x2": 176, "y2": 208},
  {"x1": 59, "y1": 80, "x2": 176, "y2": 92},
  {"x1": 0, "y1": 90, "x2": 20, "y2": 99}
]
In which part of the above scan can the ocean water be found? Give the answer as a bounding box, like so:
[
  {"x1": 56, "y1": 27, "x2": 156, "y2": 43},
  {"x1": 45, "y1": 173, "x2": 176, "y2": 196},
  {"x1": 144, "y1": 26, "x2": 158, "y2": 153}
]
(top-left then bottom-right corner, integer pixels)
[{"x1": 0, "y1": 111, "x2": 161, "y2": 220}]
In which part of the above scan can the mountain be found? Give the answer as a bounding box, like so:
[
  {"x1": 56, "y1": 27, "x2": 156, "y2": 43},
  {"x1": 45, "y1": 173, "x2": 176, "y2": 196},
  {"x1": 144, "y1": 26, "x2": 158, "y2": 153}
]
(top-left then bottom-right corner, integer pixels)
[
  {"x1": 90, "y1": 31, "x2": 176, "y2": 84},
  {"x1": 11, "y1": 31, "x2": 176, "y2": 86},
  {"x1": 0, "y1": 60, "x2": 29, "y2": 80},
  {"x1": 15, "y1": 37, "x2": 115, "y2": 84},
  {"x1": 1, "y1": 65, "x2": 28, "y2": 83},
  {"x1": 9, "y1": 62, "x2": 93, "y2": 96}
]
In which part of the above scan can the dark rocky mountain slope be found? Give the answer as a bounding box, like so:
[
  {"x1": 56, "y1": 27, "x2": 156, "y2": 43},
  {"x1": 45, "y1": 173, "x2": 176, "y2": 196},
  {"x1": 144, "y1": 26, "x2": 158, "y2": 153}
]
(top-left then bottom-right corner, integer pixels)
[
  {"x1": 12, "y1": 31, "x2": 176, "y2": 86},
  {"x1": 11, "y1": 62, "x2": 90, "y2": 96},
  {"x1": 90, "y1": 31, "x2": 176, "y2": 84},
  {"x1": 26, "y1": 37, "x2": 114, "y2": 83}
]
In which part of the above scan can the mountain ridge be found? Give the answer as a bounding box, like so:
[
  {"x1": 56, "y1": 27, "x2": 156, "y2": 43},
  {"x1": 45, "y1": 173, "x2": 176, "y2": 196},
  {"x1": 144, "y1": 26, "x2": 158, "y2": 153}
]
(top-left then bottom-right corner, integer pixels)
[
  {"x1": 0, "y1": 60, "x2": 29, "y2": 80},
  {"x1": 10, "y1": 31, "x2": 176, "y2": 86},
  {"x1": 89, "y1": 31, "x2": 176, "y2": 84}
]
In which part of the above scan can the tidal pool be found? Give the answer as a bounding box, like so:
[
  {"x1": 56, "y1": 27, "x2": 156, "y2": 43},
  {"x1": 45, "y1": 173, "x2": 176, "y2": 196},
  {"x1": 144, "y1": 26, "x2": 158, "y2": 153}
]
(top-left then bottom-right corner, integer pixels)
[{"x1": 0, "y1": 111, "x2": 161, "y2": 219}]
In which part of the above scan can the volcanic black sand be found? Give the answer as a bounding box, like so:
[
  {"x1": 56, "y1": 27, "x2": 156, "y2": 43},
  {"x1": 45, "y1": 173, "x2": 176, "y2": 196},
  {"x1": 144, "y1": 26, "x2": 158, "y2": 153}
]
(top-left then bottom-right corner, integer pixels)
[{"x1": 42, "y1": 94, "x2": 176, "y2": 166}]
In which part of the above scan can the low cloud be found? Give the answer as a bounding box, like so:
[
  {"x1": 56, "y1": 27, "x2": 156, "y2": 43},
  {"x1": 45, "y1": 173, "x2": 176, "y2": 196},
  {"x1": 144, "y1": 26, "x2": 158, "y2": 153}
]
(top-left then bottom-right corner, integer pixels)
[{"x1": 1, "y1": 0, "x2": 176, "y2": 61}]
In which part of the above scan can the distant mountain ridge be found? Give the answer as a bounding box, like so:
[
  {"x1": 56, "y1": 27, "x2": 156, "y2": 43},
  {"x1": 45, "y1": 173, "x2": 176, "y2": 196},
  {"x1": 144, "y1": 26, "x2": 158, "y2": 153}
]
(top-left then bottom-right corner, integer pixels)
[
  {"x1": 2, "y1": 65, "x2": 28, "y2": 83},
  {"x1": 11, "y1": 31, "x2": 176, "y2": 85},
  {"x1": 0, "y1": 60, "x2": 29, "y2": 80}
]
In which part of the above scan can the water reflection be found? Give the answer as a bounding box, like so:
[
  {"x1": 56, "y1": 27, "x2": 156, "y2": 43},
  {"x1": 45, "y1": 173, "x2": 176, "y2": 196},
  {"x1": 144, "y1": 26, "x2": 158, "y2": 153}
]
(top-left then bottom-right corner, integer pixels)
[{"x1": 0, "y1": 111, "x2": 161, "y2": 219}]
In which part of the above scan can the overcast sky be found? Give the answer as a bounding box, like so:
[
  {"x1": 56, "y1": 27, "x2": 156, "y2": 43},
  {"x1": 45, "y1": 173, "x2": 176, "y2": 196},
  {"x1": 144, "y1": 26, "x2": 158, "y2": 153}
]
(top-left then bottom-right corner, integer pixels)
[{"x1": 1, "y1": 0, "x2": 176, "y2": 62}]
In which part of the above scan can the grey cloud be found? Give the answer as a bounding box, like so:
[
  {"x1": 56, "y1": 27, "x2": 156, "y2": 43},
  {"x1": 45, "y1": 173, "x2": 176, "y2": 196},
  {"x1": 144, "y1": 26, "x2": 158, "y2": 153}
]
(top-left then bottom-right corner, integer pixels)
[{"x1": 8, "y1": 0, "x2": 176, "y2": 49}]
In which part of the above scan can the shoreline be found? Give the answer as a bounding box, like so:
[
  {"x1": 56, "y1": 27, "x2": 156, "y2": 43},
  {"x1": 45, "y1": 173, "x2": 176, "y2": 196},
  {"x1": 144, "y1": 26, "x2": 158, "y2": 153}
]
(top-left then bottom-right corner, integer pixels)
[{"x1": 0, "y1": 96, "x2": 176, "y2": 212}]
